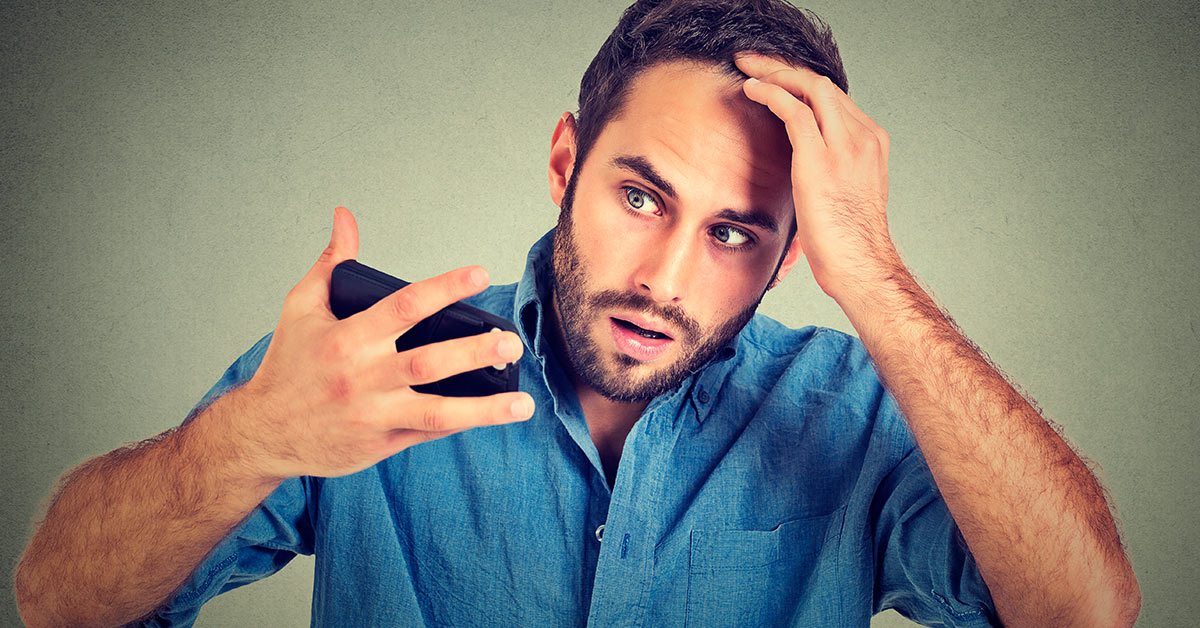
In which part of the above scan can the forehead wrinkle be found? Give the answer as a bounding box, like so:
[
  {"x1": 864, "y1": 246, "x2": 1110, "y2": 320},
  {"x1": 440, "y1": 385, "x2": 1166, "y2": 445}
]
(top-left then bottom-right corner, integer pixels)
[
  {"x1": 667, "y1": 94, "x2": 787, "y2": 193},
  {"x1": 648, "y1": 132, "x2": 692, "y2": 183},
  {"x1": 682, "y1": 124, "x2": 788, "y2": 204},
  {"x1": 713, "y1": 114, "x2": 793, "y2": 203},
  {"x1": 649, "y1": 117, "x2": 751, "y2": 189}
]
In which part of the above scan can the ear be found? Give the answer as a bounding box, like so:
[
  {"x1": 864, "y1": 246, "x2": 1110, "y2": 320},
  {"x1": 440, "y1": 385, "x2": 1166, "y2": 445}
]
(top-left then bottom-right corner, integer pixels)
[
  {"x1": 548, "y1": 112, "x2": 578, "y2": 209},
  {"x1": 767, "y1": 233, "x2": 805, "y2": 290}
]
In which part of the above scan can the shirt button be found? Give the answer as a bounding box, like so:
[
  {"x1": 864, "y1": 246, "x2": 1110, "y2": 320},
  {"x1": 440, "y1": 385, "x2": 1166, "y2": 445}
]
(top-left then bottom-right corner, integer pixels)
[
  {"x1": 595, "y1": 524, "x2": 605, "y2": 542},
  {"x1": 697, "y1": 389, "x2": 710, "y2": 404}
]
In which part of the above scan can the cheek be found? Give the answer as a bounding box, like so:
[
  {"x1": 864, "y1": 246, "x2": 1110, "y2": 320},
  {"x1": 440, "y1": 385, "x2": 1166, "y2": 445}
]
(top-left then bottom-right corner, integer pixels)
[
  {"x1": 591, "y1": 202, "x2": 649, "y2": 245},
  {"x1": 695, "y1": 270, "x2": 768, "y2": 327},
  {"x1": 701, "y1": 291, "x2": 749, "y2": 326},
  {"x1": 572, "y1": 201, "x2": 648, "y2": 271}
]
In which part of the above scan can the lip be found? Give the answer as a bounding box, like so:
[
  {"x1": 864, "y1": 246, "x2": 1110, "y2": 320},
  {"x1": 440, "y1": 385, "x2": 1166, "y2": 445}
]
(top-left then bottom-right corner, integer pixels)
[
  {"x1": 612, "y1": 312, "x2": 675, "y2": 339},
  {"x1": 610, "y1": 318, "x2": 675, "y2": 362}
]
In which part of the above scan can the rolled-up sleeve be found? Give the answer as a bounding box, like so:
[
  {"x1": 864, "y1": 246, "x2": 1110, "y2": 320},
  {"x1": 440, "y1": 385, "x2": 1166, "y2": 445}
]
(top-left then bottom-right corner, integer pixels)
[
  {"x1": 138, "y1": 331, "x2": 315, "y2": 626},
  {"x1": 870, "y1": 392, "x2": 1001, "y2": 626}
]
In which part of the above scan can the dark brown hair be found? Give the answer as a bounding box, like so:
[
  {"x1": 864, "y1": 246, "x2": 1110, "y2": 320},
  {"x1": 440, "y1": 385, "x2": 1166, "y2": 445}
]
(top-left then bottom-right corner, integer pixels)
[{"x1": 566, "y1": 0, "x2": 848, "y2": 245}]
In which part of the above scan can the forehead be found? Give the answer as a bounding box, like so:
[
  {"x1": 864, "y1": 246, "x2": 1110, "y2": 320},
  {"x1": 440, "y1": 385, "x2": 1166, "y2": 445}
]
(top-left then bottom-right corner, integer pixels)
[{"x1": 592, "y1": 60, "x2": 794, "y2": 215}]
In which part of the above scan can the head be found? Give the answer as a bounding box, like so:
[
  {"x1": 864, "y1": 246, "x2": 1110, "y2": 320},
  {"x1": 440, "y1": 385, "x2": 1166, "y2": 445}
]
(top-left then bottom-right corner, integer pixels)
[{"x1": 547, "y1": 0, "x2": 848, "y2": 402}]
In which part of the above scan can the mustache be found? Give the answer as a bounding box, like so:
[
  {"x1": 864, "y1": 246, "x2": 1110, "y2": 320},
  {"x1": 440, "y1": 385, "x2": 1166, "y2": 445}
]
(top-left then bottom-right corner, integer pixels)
[{"x1": 588, "y1": 289, "x2": 701, "y2": 340}]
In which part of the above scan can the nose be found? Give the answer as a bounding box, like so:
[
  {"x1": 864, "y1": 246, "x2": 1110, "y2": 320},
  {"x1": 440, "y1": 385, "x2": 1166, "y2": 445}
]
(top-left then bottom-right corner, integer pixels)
[{"x1": 633, "y1": 227, "x2": 697, "y2": 304}]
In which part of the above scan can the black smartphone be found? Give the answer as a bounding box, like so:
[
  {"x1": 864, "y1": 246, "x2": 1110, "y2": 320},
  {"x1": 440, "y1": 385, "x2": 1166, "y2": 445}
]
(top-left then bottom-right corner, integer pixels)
[{"x1": 329, "y1": 259, "x2": 520, "y2": 398}]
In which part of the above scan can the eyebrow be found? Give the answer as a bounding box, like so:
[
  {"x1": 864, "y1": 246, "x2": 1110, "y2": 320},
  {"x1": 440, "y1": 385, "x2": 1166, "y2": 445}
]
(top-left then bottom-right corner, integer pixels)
[{"x1": 607, "y1": 153, "x2": 780, "y2": 234}]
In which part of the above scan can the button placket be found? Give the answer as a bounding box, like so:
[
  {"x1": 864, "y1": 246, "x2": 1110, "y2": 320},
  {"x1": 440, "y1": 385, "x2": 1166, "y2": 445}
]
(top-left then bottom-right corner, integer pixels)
[{"x1": 585, "y1": 409, "x2": 683, "y2": 626}]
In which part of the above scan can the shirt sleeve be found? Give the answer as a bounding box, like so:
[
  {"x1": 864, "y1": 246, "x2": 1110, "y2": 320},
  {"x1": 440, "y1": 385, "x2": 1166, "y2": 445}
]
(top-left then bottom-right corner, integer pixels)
[
  {"x1": 136, "y1": 331, "x2": 316, "y2": 627},
  {"x1": 870, "y1": 390, "x2": 1002, "y2": 627}
]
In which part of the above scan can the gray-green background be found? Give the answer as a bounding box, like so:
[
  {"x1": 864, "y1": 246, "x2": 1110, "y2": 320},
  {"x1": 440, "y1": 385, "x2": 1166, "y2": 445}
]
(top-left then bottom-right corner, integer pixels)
[{"x1": 2, "y1": 1, "x2": 1196, "y2": 626}]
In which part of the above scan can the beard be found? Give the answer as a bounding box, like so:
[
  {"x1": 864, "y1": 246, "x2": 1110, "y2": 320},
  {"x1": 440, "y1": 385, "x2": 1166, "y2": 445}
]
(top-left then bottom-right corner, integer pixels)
[{"x1": 548, "y1": 166, "x2": 769, "y2": 403}]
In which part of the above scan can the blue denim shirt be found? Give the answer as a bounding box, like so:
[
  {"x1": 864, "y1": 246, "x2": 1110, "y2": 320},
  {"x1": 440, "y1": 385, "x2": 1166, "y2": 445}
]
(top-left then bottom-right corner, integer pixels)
[{"x1": 146, "y1": 228, "x2": 998, "y2": 626}]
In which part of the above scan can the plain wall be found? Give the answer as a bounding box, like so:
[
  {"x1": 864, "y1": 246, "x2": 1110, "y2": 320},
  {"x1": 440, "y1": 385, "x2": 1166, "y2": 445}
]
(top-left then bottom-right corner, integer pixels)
[{"x1": 2, "y1": 1, "x2": 1196, "y2": 625}]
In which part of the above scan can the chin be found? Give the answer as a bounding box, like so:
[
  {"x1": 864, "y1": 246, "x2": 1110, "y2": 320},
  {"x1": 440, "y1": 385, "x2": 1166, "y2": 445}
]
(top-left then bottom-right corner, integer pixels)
[{"x1": 576, "y1": 327, "x2": 691, "y2": 402}]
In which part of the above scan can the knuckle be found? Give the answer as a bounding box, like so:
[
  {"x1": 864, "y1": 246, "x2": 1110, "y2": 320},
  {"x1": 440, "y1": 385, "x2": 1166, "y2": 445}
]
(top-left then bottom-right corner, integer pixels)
[
  {"x1": 345, "y1": 402, "x2": 374, "y2": 428},
  {"x1": 420, "y1": 404, "x2": 445, "y2": 431},
  {"x1": 407, "y1": 352, "x2": 433, "y2": 382},
  {"x1": 325, "y1": 372, "x2": 357, "y2": 403},
  {"x1": 761, "y1": 68, "x2": 786, "y2": 82},
  {"x1": 763, "y1": 88, "x2": 788, "y2": 112},
  {"x1": 778, "y1": 96, "x2": 807, "y2": 122},
  {"x1": 320, "y1": 334, "x2": 349, "y2": 362},
  {"x1": 367, "y1": 396, "x2": 396, "y2": 427},
  {"x1": 474, "y1": 337, "x2": 495, "y2": 366},
  {"x1": 390, "y1": 289, "x2": 422, "y2": 322}
]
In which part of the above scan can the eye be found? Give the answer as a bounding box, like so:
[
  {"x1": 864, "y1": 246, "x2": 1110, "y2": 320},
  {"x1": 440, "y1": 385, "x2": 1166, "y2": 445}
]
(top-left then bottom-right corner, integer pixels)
[
  {"x1": 620, "y1": 185, "x2": 757, "y2": 252},
  {"x1": 621, "y1": 186, "x2": 660, "y2": 215},
  {"x1": 712, "y1": 224, "x2": 754, "y2": 249}
]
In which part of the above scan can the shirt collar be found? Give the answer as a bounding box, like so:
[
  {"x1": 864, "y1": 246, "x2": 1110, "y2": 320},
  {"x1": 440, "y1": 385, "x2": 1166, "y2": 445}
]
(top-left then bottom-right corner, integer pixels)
[
  {"x1": 513, "y1": 228, "x2": 557, "y2": 363},
  {"x1": 512, "y1": 226, "x2": 739, "y2": 407}
]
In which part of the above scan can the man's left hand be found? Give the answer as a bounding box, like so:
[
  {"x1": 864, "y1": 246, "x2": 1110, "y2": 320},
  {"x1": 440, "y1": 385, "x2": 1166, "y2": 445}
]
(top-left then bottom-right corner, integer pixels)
[{"x1": 735, "y1": 52, "x2": 899, "y2": 302}]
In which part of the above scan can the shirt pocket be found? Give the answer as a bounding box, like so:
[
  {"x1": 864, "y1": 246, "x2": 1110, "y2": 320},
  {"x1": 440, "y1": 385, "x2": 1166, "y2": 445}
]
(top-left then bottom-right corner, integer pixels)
[{"x1": 685, "y1": 506, "x2": 845, "y2": 627}]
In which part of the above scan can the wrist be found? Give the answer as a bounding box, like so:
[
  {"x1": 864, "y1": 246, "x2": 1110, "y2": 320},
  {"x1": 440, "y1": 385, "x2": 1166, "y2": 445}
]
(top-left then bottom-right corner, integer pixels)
[
  {"x1": 822, "y1": 248, "x2": 909, "y2": 313},
  {"x1": 179, "y1": 385, "x2": 288, "y2": 494}
]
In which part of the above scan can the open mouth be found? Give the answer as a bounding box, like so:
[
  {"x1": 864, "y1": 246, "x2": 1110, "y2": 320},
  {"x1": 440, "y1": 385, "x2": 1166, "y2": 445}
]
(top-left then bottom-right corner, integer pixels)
[{"x1": 612, "y1": 317, "x2": 672, "y2": 340}]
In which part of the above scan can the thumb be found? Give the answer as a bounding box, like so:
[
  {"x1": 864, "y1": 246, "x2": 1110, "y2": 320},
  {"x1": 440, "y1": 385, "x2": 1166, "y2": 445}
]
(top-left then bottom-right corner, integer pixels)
[
  {"x1": 291, "y1": 206, "x2": 359, "y2": 312},
  {"x1": 321, "y1": 205, "x2": 360, "y2": 266}
]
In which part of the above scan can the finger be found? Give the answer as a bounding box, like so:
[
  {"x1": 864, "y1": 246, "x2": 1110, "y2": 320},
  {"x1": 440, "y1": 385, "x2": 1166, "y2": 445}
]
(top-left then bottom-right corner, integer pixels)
[
  {"x1": 379, "y1": 329, "x2": 524, "y2": 390},
  {"x1": 824, "y1": 85, "x2": 889, "y2": 159},
  {"x1": 742, "y1": 77, "x2": 826, "y2": 161},
  {"x1": 735, "y1": 52, "x2": 887, "y2": 153},
  {"x1": 344, "y1": 264, "x2": 490, "y2": 348},
  {"x1": 288, "y1": 206, "x2": 360, "y2": 314},
  {"x1": 384, "y1": 426, "x2": 470, "y2": 452},
  {"x1": 735, "y1": 53, "x2": 859, "y2": 148},
  {"x1": 833, "y1": 89, "x2": 875, "y2": 134},
  {"x1": 384, "y1": 390, "x2": 536, "y2": 433}
]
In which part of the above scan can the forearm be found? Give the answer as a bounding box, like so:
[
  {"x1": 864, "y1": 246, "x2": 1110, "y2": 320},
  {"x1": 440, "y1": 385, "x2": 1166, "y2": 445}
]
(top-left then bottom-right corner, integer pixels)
[
  {"x1": 831, "y1": 258, "x2": 1140, "y2": 627},
  {"x1": 15, "y1": 386, "x2": 282, "y2": 627}
]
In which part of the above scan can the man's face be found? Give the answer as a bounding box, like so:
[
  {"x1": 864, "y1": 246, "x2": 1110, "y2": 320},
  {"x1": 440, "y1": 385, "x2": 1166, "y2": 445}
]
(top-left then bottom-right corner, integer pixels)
[{"x1": 549, "y1": 60, "x2": 799, "y2": 403}]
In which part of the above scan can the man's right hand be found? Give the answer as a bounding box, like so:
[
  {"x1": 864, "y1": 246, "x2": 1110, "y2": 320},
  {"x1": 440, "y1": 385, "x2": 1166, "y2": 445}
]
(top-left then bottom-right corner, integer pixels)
[{"x1": 231, "y1": 206, "x2": 535, "y2": 480}]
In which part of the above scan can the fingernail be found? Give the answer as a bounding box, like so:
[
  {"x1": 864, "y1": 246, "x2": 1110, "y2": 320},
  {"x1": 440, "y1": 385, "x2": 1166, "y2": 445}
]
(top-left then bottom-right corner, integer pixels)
[
  {"x1": 511, "y1": 397, "x2": 534, "y2": 419},
  {"x1": 745, "y1": 77, "x2": 760, "y2": 87},
  {"x1": 470, "y1": 267, "x2": 488, "y2": 287},
  {"x1": 499, "y1": 335, "x2": 522, "y2": 360}
]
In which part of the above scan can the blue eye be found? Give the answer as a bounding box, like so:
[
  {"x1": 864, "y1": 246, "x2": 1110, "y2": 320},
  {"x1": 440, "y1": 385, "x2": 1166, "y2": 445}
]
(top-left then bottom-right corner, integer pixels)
[
  {"x1": 712, "y1": 224, "x2": 752, "y2": 248},
  {"x1": 623, "y1": 186, "x2": 657, "y2": 213},
  {"x1": 618, "y1": 185, "x2": 757, "y2": 253}
]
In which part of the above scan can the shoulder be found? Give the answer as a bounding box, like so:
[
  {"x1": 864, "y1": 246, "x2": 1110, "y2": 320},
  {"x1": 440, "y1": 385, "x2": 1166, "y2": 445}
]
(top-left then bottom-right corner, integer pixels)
[
  {"x1": 736, "y1": 314, "x2": 880, "y2": 393},
  {"x1": 732, "y1": 314, "x2": 909, "y2": 444}
]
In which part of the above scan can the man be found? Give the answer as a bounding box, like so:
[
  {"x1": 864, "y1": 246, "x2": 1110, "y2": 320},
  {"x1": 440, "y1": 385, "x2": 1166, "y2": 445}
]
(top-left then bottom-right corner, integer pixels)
[{"x1": 16, "y1": 0, "x2": 1140, "y2": 625}]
